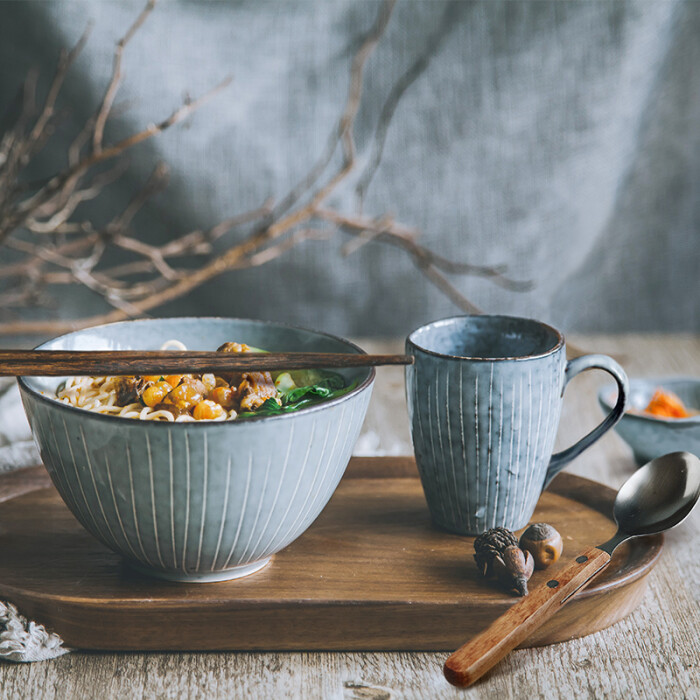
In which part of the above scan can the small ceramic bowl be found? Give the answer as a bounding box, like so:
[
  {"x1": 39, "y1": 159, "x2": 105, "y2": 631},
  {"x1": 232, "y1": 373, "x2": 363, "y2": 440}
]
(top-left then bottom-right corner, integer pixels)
[
  {"x1": 19, "y1": 318, "x2": 374, "y2": 582},
  {"x1": 598, "y1": 376, "x2": 700, "y2": 466}
]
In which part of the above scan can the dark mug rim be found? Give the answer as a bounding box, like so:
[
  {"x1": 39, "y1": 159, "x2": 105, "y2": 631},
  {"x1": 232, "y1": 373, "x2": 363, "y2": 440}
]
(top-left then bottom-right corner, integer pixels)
[{"x1": 406, "y1": 314, "x2": 565, "y2": 362}]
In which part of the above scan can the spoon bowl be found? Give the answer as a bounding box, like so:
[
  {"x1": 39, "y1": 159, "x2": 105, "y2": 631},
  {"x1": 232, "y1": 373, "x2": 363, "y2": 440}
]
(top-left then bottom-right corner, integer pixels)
[{"x1": 614, "y1": 451, "x2": 700, "y2": 537}]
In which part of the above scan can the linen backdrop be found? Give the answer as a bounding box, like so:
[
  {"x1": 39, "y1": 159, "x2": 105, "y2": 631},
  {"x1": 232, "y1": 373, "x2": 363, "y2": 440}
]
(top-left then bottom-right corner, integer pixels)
[{"x1": 0, "y1": 0, "x2": 698, "y2": 338}]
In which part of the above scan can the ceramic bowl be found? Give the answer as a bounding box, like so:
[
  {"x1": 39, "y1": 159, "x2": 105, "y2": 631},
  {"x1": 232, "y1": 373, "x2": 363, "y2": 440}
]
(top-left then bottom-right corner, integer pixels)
[
  {"x1": 18, "y1": 318, "x2": 374, "y2": 582},
  {"x1": 598, "y1": 376, "x2": 700, "y2": 466}
]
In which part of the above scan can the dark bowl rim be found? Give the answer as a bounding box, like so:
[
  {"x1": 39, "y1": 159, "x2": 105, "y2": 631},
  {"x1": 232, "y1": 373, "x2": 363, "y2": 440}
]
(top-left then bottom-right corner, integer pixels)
[
  {"x1": 598, "y1": 376, "x2": 700, "y2": 426},
  {"x1": 17, "y1": 316, "x2": 375, "y2": 428},
  {"x1": 406, "y1": 314, "x2": 565, "y2": 362}
]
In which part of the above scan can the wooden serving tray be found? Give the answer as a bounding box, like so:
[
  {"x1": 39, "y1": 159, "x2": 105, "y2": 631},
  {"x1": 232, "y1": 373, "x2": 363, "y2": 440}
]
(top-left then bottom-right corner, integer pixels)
[{"x1": 0, "y1": 457, "x2": 661, "y2": 651}]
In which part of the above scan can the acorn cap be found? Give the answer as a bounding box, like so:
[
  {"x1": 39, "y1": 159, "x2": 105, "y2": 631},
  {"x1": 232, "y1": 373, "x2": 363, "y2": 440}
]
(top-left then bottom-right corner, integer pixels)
[{"x1": 473, "y1": 527, "x2": 519, "y2": 576}]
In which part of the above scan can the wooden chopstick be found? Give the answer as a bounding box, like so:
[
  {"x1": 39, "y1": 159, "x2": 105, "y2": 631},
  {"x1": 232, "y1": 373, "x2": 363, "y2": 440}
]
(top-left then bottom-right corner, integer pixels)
[{"x1": 0, "y1": 350, "x2": 414, "y2": 376}]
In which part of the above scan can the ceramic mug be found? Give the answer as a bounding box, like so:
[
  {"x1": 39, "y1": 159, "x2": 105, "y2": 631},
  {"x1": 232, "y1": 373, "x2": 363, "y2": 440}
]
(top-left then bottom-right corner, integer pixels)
[{"x1": 405, "y1": 315, "x2": 628, "y2": 535}]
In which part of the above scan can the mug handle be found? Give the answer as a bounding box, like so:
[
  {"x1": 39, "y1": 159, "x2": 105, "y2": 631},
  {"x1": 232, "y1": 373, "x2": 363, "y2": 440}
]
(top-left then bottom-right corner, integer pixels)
[{"x1": 544, "y1": 354, "x2": 628, "y2": 488}]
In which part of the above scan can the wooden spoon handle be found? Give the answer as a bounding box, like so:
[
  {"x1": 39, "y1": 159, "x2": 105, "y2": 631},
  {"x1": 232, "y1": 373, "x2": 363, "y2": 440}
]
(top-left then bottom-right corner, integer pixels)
[{"x1": 444, "y1": 546, "x2": 611, "y2": 687}]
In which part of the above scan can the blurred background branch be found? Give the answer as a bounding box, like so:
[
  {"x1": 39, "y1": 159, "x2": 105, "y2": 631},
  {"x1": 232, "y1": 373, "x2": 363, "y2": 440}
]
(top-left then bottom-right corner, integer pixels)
[{"x1": 0, "y1": 0, "x2": 531, "y2": 338}]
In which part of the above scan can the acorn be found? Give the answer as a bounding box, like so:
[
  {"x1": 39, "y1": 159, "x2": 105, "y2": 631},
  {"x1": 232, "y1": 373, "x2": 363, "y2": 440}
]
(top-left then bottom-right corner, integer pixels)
[
  {"x1": 519, "y1": 522, "x2": 563, "y2": 570},
  {"x1": 493, "y1": 545, "x2": 535, "y2": 596},
  {"x1": 473, "y1": 527, "x2": 519, "y2": 577},
  {"x1": 473, "y1": 527, "x2": 534, "y2": 596}
]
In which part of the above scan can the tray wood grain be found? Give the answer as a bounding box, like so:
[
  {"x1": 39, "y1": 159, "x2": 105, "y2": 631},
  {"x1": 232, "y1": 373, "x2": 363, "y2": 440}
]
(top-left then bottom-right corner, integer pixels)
[{"x1": 0, "y1": 457, "x2": 662, "y2": 651}]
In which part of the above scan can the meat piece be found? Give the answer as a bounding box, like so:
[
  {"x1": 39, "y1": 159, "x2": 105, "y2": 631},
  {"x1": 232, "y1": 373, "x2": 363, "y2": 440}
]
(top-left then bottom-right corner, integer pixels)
[
  {"x1": 238, "y1": 372, "x2": 278, "y2": 411},
  {"x1": 217, "y1": 341, "x2": 252, "y2": 386},
  {"x1": 216, "y1": 341, "x2": 279, "y2": 410},
  {"x1": 115, "y1": 376, "x2": 150, "y2": 405},
  {"x1": 217, "y1": 342, "x2": 251, "y2": 354}
]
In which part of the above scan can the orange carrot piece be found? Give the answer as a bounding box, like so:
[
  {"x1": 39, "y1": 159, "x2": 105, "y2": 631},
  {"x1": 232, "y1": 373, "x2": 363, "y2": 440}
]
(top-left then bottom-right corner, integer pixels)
[{"x1": 643, "y1": 388, "x2": 691, "y2": 419}]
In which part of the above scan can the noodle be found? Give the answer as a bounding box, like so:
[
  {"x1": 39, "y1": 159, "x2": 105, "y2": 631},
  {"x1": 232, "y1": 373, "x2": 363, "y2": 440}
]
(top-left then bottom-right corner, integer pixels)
[
  {"x1": 54, "y1": 338, "x2": 350, "y2": 422},
  {"x1": 55, "y1": 340, "x2": 238, "y2": 422}
]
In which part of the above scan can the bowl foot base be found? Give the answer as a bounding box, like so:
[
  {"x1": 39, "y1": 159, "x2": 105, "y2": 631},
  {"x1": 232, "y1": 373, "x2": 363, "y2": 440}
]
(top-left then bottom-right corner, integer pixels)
[{"x1": 128, "y1": 556, "x2": 272, "y2": 583}]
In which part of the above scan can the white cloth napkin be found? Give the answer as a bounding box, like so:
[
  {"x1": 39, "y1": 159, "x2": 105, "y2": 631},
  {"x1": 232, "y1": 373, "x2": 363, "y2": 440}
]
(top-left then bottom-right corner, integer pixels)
[
  {"x1": 0, "y1": 381, "x2": 64, "y2": 663},
  {"x1": 0, "y1": 379, "x2": 39, "y2": 474},
  {"x1": 0, "y1": 602, "x2": 71, "y2": 663}
]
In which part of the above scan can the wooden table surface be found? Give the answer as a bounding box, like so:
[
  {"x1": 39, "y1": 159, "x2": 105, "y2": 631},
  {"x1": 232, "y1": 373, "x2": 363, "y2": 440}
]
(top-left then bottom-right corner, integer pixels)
[{"x1": 1, "y1": 334, "x2": 699, "y2": 699}]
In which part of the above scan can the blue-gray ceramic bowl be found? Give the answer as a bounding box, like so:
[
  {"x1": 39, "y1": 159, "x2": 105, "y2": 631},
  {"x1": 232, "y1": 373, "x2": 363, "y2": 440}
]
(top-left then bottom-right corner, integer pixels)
[
  {"x1": 598, "y1": 376, "x2": 700, "y2": 466},
  {"x1": 18, "y1": 318, "x2": 374, "y2": 582}
]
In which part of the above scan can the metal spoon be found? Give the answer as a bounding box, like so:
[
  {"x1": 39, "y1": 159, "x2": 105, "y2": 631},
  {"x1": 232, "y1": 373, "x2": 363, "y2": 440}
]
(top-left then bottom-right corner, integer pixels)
[{"x1": 444, "y1": 451, "x2": 700, "y2": 688}]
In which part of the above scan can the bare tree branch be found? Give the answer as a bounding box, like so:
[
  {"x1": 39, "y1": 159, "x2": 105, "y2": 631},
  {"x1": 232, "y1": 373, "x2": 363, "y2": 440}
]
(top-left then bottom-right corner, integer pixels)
[{"x1": 0, "y1": 0, "x2": 530, "y2": 339}]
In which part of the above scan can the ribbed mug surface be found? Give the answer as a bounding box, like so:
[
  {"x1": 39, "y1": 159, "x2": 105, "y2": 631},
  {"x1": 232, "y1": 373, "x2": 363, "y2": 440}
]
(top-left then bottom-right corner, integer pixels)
[{"x1": 406, "y1": 315, "x2": 628, "y2": 535}]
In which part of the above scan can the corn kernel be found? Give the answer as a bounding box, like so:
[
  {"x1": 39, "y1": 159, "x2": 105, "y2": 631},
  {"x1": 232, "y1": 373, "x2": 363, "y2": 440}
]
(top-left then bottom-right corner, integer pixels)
[
  {"x1": 192, "y1": 400, "x2": 226, "y2": 420},
  {"x1": 210, "y1": 386, "x2": 236, "y2": 408},
  {"x1": 142, "y1": 381, "x2": 171, "y2": 408},
  {"x1": 165, "y1": 382, "x2": 203, "y2": 410}
]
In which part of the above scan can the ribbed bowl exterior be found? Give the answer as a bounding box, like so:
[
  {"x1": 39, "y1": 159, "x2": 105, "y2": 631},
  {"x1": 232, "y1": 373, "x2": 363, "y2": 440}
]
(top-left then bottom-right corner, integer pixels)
[{"x1": 18, "y1": 318, "x2": 373, "y2": 580}]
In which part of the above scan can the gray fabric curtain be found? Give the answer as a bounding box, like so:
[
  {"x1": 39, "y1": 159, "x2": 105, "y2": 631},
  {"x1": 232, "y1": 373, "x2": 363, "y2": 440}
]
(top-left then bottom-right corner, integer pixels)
[{"x1": 1, "y1": 0, "x2": 697, "y2": 338}]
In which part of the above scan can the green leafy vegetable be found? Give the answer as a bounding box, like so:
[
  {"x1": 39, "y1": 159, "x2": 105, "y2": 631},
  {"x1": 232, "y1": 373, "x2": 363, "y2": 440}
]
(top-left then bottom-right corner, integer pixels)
[
  {"x1": 237, "y1": 374, "x2": 357, "y2": 420},
  {"x1": 282, "y1": 375, "x2": 345, "y2": 405}
]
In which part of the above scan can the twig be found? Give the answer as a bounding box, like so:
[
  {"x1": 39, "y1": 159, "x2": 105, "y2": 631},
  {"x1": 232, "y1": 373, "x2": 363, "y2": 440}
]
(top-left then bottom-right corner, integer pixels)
[
  {"x1": 317, "y1": 208, "x2": 530, "y2": 293},
  {"x1": 92, "y1": 0, "x2": 157, "y2": 153},
  {"x1": 355, "y1": 1, "x2": 464, "y2": 208}
]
